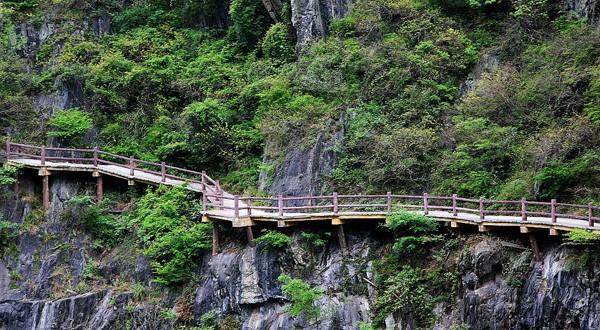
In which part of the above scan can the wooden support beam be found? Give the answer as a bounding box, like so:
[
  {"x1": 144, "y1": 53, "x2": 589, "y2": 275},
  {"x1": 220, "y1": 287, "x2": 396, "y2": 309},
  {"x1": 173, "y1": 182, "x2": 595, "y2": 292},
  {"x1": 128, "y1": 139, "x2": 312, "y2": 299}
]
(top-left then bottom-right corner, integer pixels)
[
  {"x1": 520, "y1": 226, "x2": 530, "y2": 234},
  {"x1": 450, "y1": 221, "x2": 460, "y2": 228},
  {"x1": 549, "y1": 228, "x2": 559, "y2": 236},
  {"x1": 42, "y1": 175, "x2": 50, "y2": 210},
  {"x1": 128, "y1": 180, "x2": 135, "y2": 186},
  {"x1": 337, "y1": 224, "x2": 348, "y2": 254},
  {"x1": 96, "y1": 175, "x2": 104, "y2": 203},
  {"x1": 246, "y1": 227, "x2": 255, "y2": 247},
  {"x1": 332, "y1": 217, "x2": 346, "y2": 225},
  {"x1": 478, "y1": 225, "x2": 488, "y2": 232},
  {"x1": 212, "y1": 224, "x2": 220, "y2": 256},
  {"x1": 201, "y1": 215, "x2": 210, "y2": 223},
  {"x1": 529, "y1": 233, "x2": 541, "y2": 261}
]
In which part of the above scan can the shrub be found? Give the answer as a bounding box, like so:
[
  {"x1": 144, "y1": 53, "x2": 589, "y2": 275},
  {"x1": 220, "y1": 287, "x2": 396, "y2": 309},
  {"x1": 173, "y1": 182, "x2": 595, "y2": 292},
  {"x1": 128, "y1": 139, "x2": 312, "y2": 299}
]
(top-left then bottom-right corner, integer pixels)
[
  {"x1": 67, "y1": 195, "x2": 124, "y2": 248},
  {"x1": 373, "y1": 266, "x2": 436, "y2": 327},
  {"x1": 385, "y1": 211, "x2": 439, "y2": 234},
  {"x1": 0, "y1": 218, "x2": 19, "y2": 255},
  {"x1": 255, "y1": 229, "x2": 291, "y2": 249},
  {"x1": 565, "y1": 229, "x2": 600, "y2": 246},
  {"x1": 127, "y1": 186, "x2": 212, "y2": 285},
  {"x1": 262, "y1": 23, "x2": 295, "y2": 63},
  {"x1": 278, "y1": 274, "x2": 324, "y2": 320},
  {"x1": 47, "y1": 108, "x2": 93, "y2": 140},
  {"x1": 0, "y1": 164, "x2": 17, "y2": 185}
]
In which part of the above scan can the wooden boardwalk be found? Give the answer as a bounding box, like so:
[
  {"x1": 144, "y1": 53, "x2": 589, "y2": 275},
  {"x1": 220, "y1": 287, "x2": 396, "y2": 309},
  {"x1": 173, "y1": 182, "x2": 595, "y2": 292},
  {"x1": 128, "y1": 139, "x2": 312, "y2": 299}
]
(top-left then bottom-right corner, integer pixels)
[{"x1": 2, "y1": 142, "x2": 599, "y2": 236}]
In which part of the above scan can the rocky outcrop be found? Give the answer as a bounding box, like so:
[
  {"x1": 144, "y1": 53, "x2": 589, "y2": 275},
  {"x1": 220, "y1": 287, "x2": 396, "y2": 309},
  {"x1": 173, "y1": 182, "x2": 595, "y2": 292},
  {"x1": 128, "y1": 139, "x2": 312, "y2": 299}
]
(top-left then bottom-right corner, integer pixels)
[
  {"x1": 291, "y1": 0, "x2": 355, "y2": 51},
  {"x1": 459, "y1": 53, "x2": 500, "y2": 96},
  {"x1": 259, "y1": 114, "x2": 345, "y2": 197},
  {"x1": 561, "y1": 0, "x2": 600, "y2": 24}
]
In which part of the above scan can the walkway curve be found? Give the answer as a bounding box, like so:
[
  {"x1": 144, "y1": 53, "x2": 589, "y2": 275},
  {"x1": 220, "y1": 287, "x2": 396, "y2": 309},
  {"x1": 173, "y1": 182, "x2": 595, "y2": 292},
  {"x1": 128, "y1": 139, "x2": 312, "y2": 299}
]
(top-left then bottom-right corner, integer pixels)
[{"x1": 1, "y1": 142, "x2": 599, "y2": 235}]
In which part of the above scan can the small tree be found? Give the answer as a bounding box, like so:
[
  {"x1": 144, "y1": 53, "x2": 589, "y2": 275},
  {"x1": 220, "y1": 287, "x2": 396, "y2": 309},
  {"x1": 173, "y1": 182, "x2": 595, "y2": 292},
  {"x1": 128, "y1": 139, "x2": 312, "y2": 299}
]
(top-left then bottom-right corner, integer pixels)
[
  {"x1": 47, "y1": 108, "x2": 93, "y2": 141},
  {"x1": 278, "y1": 274, "x2": 324, "y2": 322}
]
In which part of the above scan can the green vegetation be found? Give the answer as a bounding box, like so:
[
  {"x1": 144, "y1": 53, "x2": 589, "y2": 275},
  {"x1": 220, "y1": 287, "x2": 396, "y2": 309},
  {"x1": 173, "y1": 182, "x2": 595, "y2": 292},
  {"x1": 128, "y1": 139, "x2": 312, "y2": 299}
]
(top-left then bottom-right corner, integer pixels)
[
  {"x1": 0, "y1": 165, "x2": 18, "y2": 186},
  {"x1": 0, "y1": 218, "x2": 19, "y2": 255},
  {"x1": 278, "y1": 274, "x2": 324, "y2": 321},
  {"x1": 385, "y1": 211, "x2": 441, "y2": 255},
  {"x1": 255, "y1": 229, "x2": 291, "y2": 249},
  {"x1": 127, "y1": 186, "x2": 212, "y2": 285},
  {"x1": 67, "y1": 195, "x2": 124, "y2": 248},
  {"x1": 565, "y1": 229, "x2": 600, "y2": 246},
  {"x1": 47, "y1": 108, "x2": 93, "y2": 140}
]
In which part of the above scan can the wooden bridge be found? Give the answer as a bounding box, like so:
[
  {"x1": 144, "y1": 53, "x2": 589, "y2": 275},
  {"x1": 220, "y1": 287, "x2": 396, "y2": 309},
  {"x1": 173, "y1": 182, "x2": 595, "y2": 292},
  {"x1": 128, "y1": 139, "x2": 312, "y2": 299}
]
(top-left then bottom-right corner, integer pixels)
[{"x1": 1, "y1": 142, "x2": 599, "y2": 254}]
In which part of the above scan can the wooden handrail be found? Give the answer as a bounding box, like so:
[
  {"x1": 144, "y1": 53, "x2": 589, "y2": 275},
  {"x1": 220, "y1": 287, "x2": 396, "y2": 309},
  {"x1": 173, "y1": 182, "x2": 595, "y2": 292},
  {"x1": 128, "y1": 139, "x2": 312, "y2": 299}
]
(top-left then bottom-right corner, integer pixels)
[{"x1": 4, "y1": 141, "x2": 600, "y2": 229}]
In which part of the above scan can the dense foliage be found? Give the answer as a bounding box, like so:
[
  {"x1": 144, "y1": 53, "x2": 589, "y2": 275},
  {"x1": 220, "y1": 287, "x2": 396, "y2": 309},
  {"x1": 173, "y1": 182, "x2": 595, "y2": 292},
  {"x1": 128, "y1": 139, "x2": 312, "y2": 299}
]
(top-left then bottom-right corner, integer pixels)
[
  {"x1": 127, "y1": 186, "x2": 212, "y2": 285},
  {"x1": 1, "y1": 0, "x2": 599, "y2": 204},
  {"x1": 278, "y1": 274, "x2": 324, "y2": 321}
]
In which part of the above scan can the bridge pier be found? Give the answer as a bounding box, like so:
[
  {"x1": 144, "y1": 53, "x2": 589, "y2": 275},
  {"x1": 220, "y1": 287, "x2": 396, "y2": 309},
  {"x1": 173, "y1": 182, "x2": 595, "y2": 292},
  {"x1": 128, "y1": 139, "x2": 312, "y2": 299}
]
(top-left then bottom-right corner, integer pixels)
[
  {"x1": 42, "y1": 175, "x2": 50, "y2": 210},
  {"x1": 336, "y1": 224, "x2": 348, "y2": 254},
  {"x1": 246, "y1": 227, "x2": 255, "y2": 247},
  {"x1": 96, "y1": 175, "x2": 104, "y2": 202}
]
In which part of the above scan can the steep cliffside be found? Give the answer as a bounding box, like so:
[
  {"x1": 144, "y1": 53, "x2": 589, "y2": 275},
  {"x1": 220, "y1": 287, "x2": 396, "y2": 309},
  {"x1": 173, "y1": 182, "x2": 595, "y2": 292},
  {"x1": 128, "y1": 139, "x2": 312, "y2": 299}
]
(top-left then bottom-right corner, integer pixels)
[{"x1": 2, "y1": 177, "x2": 600, "y2": 329}]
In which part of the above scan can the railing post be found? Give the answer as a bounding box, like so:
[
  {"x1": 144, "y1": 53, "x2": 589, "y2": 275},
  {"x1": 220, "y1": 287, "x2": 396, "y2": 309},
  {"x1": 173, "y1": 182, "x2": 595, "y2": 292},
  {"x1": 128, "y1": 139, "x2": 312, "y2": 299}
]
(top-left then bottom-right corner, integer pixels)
[
  {"x1": 93, "y1": 147, "x2": 99, "y2": 167},
  {"x1": 5, "y1": 140, "x2": 10, "y2": 160},
  {"x1": 129, "y1": 156, "x2": 134, "y2": 176},
  {"x1": 452, "y1": 194, "x2": 457, "y2": 217},
  {"x1": 589, "y1": 203, "x2": 594, "y2": 228},
  {"x1": 386, "y1": 192, "x2": 392, "y2": 213},
  {"x1": 216, "y1": 180, "x2": 223, "y2": 210},
  {"x1": 247, "y1": 198, "x2": 252, "y2": 216},
  {"x1": 234, "y1": 195, "x2": 239, "y2": 218},
  {"x1": 333, "y1": 192, "x2": 339, "y2": 215},
  {"x1": 201, "y1": 172, "x2": 208, "y2": 211},
  {"x1": 161, "y1": 162, "x2": 166, "y2": 183},
  {"x1": 423, "y1": 193, "x2": 429, "y2": 215},
  {"x1": 521, "y1": 198, "x2": 527, "y2": 222},
  {"x1": 40, "y1": 146, "x2": 46, "y2": 166},
  {"x1": 551, "y1": 199, "x2": 557, "y2": 223},
  {"x1": 479, "y1": 197, "x2": 484, "y2": 220},
  {"x1": 278, "y1": 194, "x2": 283, "y2": 217}
]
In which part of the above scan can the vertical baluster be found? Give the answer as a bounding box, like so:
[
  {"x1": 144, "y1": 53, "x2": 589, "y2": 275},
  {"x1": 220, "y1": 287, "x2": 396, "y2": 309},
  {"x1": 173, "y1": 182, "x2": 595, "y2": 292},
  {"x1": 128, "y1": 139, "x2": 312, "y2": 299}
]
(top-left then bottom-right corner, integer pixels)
[
  {"x1": 589, "y1": 203, "x2": 594, "y2": 228},
  {"x1": 479, "y1": 197, "x2": 485, "y2": 220},
  {"x1": 521, "y1": 198, "x2": 527, "y2": 222},
  {"x1": 452, "y1": 194, "x2": 457, "y2": 217},
  {"x1": 161, "y1": 162, "x2": 166, "y2": 183},
  {"x1": 93, "y1": 147, "x2": 99, "y2": 167},
  {"x1": 41, "y1": 147, "x2": 46, "y2": 166},
  {"x1": 129, "y1": 156, "x2": 134, "y2": 176},
  {"x1": 278, "y1": 194, "x2": 283, "y2": 217},
  {"x1": 423, "y1": 193, "x2": 429, "y2": 215},
  {"x1": 386, "y1": 192, "x2": 392, "y2": 213},
  {"x1": 234, "y1": 195, "x2": 239, "y2": 218},
  {"x1": 5, "y1": 140, "x2": 10, "y2": 160},
  {"x1": 333, "y1": 192, "x2": 339, "y2": 215},
  {"x1": 551, "y1": 199, "x2": 557, "y2": 223}
]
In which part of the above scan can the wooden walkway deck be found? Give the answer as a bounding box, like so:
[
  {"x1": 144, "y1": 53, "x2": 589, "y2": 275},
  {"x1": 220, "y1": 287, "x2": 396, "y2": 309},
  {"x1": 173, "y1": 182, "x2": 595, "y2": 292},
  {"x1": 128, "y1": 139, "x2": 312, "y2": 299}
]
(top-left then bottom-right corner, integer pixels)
[{"x1": 2, "y1": 142, "x2": 599, "y2": 236}]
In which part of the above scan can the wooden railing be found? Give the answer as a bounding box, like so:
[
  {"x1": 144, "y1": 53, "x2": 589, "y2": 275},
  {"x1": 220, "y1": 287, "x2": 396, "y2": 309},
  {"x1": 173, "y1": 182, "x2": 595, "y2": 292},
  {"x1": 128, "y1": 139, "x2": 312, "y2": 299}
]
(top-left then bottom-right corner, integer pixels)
[
  {"x1": 3, "y1": 141, "x2": 223, "y2": 200},
  {"x1": 3, "y1": 142, "x2": 599, "y2": 229}
]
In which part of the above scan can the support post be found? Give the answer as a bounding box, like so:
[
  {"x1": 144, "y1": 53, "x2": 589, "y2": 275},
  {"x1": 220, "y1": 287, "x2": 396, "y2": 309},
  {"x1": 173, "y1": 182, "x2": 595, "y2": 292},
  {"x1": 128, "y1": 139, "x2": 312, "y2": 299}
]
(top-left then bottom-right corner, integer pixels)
[
  {"x1": 129, "y1": 156, "x2": 134, "y2": 176},
  {"x1": 278, "y1": 194, "x2": 283, "y2": 217},
  {"x1": 212, "y1": 224, "x2": 219, "y2": 256},
  {"x1": 5, "y1": 140, "x2": 10, "y2": 160},
  {"x1": 13, "y1": 178, "x2": 19, "y2": 198},
  {"x1": 589, "y1": 203, "x2": 594, "y2": 228},
  {"x1": 246, "y1": 227, "x2": 255, "y2": 247},
  {"x1": 337, "y1": 224, "x2": 347, "y2": 254},
  {"x1": 42, "y1": 175, "x2": 50, "y2": 210},
  {"x1": 551, "y1": 199, "x2": 557, "y2": 223},
  {"x1": 386, "y1": 192, "x2": 392, "y2": 213},
  {"x1": 529, "y1": 233, "x2": 541, "y2": 262},
  {"x1": 521, "y1": 198, "x2": 527, "y2": 222},
  {"x1": 333, "y1": 192, "x2": 339, "y2": 215},
  {"x1": 423, "y1": 193, "x2": 429, "y2": 215},
  {"x1": 201, "y1": 172, "x2": 207, "y2": 211},
  {"x1": 452, "y1": 194, "x2": 457, "y2": 217},
  {"x1": 93, "y1": 147, "x2": 99, "y2": 167},
  {"x1": 40, "y1": 147, "x2": 46, "y2": 166},
  {"x1": 160, "y1": 162, "x2": 166, "y2": 183},
  {"x1": 479, "y1": 197, "x2": 485, "y2": 220},
  {"x1": 96, "y1": 175, "x2": 104, "y2": 203},
  {"x1": 234, "y1": 195, "x2": 239, "y2": 218}
]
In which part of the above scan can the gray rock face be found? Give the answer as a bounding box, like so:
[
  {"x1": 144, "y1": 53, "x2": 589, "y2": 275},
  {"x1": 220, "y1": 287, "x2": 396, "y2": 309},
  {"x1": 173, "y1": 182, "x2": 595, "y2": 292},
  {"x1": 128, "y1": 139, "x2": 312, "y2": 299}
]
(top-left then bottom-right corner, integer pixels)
[
  {"x1": 459, "y1": 53, "x2": 500, "y2": 96},
  {"x1": 561, "y1": 0, "x2": 600, "y2": 24},
  {"x1": 291, "y1": 0, "x2": 355, "y2": 51},
  {"x1": 260, "y1": 115, "x2": 345, "y2": 197}
]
